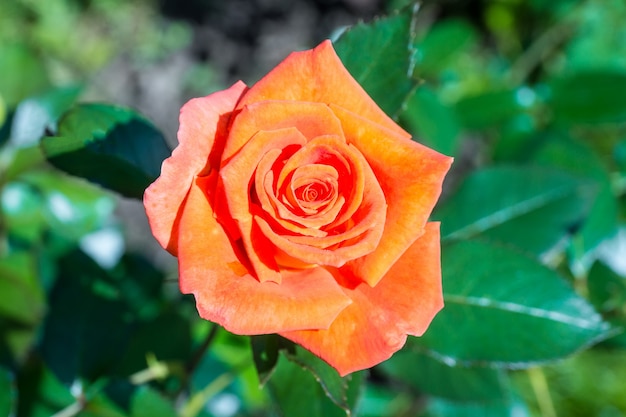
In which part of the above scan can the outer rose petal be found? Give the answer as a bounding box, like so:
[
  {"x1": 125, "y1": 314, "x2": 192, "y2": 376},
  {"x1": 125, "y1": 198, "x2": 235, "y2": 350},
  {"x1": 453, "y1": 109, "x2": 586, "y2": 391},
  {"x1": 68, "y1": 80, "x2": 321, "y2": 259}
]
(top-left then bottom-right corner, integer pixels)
[
  {"x1": 332, "y1": 104, "x2": 453, "y2": 287},
  {"x1": 280, "y1": 223, "x2": 443, "y2": 376},
  {"x1": 178, "y1": 175, "x2": 352, "y2": 334},
  {"x1": 236, "y1": 40, "x2": 407, "y2": 138},
  {"x1": 144, "y1": 81, "x2": 247, "y2": 254}
]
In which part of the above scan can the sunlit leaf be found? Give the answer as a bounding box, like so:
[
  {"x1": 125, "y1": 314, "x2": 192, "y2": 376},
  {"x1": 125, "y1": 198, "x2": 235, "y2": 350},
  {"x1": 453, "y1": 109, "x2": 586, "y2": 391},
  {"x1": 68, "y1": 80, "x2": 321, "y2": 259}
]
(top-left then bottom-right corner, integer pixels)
[
  {"x1": 414, "y1": 239, "x2": 611, "y2": 366},
  {"x1": 41, "y1": 103, "x2": 171, "y2": 199},
  {"x1": 10, "y1": 86, "x2": 81, "y2": 148},
  {"x1": 334, "y1": 5, "x2": 419, "y2": 117},
  {"x1": 436, "y1": 166, "x2": 597, "y2": 256}
]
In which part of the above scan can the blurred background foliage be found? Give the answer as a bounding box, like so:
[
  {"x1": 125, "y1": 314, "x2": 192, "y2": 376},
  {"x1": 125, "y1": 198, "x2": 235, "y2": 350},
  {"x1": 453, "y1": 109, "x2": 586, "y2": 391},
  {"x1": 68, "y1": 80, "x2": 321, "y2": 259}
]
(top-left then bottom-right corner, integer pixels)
[{"x1": 2, "y1": 0, "x2": 626, "y2": 416}]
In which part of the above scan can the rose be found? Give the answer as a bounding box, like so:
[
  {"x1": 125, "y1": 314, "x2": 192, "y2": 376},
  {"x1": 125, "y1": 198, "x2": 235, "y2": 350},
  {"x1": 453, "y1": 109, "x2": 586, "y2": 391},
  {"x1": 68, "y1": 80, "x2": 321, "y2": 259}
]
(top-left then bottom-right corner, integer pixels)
[{"x1": 144, "y1": 40, "x2": 452, "y2": 376}]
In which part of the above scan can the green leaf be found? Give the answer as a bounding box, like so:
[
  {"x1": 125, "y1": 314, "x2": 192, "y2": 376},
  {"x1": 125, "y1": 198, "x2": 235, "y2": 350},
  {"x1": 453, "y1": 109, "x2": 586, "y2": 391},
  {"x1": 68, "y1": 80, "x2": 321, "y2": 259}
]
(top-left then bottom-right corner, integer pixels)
[
  {"x1": 0, "y1": 367, "x2": 14, "y2": 417},
  {"x1": 109, "y1": 253, "x2": 166, "y2": 320},
  {"x1": 334, "y1": 5, "x2": 419, "y2": 117},
  {"x1": 283, "y1": 347, "x2": 362, "y2": 412},
  {"x1": 1, "y1": 181, "x2": 46, "y2": 244},
  {"x1": 0, "y1": 145, "x2": 46, "y2": 183},
  {"x1": 588, "y1": 262, "x2": 626, "y2": 348},
  {"x1": 436, "y1": 165, "x2": 597, "y2": 256},
  {"x1": 251, "y1": 334, "x2": 294, "y2": 386},
  {"x1": 0, "y1": 108, "x2": 12, "y2": 147},
  {"x1": 10, "y1": 86, "x2": 81, "y2": 148},
  {"x1": 454, "y1": 87, "x2": 535, "y2": 130},
  {"x1": 529, "y1": 134, "x2": 619, "y2": 262},
  {"x1": 380, "y1": 350, "x2": 510, "y2": 402},
  {"x1": 131, "y1": 386, "x2": 177, "y2": 417},
  {"x1": 400, "y1": 86, "x2": 460, "y2": 155},
  {"x1": 492, "y1": 114, "x2": 538, "y2": 162},
  {"x1": 0, "y1": 253, "x2": 45, "y2": 326},
  {"x1": 615, "y1": 139, "x2": 626, "y2": 174},
  {"x1": 0, "y1": 43, "x2": 50, "y2": 107},
  {"x1": 414, "y1": 239, "x2": 611, "y2": 366},
  {"x1": 0, "y1": 252, "x2": 44, "y2": 365},
  {"x1": 267, "y1": 349, "x2": 363, "y2": 417},
  {"x1": 41, "y1": 103, "x2": 171, "y2": 199},
  {"x1": 22, "y1": 170, "x2": 116, "y2": 242},
  {"x1": 16, "y1": 357, "x2": 74, "y2": 417},
  {"x1": 40, "y1": 250, "x2": 134, "y2": 384},
  {"x1": 546, "y1": 71, "x2": 626, "y2": 124},
  {"x1": 414, "y1": 18, "x2": 478, "y2": 77},
  {"x1": 117, "y1": 311, "x2": 192, "y2": 377},
  {"x1": 356, "y1": 384, "x2": 413, "y2": 417},
  {"x1": 423, "y1": 396, "x2": 530, "y2": 417}
]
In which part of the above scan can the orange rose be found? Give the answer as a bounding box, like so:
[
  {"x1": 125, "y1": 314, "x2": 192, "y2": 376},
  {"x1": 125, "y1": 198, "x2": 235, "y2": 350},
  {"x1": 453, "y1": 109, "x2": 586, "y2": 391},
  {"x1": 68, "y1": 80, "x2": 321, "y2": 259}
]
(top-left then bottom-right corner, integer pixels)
[{"x1": 144, "y1": 40, "x2": 452, "y2": 376}]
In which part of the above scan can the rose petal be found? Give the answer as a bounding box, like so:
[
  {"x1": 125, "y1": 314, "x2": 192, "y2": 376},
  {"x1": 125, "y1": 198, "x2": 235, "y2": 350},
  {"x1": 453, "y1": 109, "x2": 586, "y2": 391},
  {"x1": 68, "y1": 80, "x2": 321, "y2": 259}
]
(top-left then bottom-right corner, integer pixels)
[
  {"x1": 255, "y1": 151, "x2": 331, "y2": 238},
  {"x1": 220, "y1": 128, "x2": 308, "y2": 283},
  {"x1": 178, "y1": 175, "x2": 353, "y2": 334},
  {"x1": 276, "y1": 135, "x2": 366, "y2": 230},
  {"x1": 144, "y1": 81, "x2": 247, "y2": 254},
  {"x1": 236, "y1": 40, "x2": 407, "y2": 138},
  {"x1": 222, "y1": 100, "x2": 344, "y2": 164},
  {"x1": 332, "y1": 104, "x2": 453, "y2": 287},
  {"x1": 280, "y1": 222, "x2": 443, "y2": 376},
  {"x1": 253, "y1": 143, "x2": 385, "y2": 268}
]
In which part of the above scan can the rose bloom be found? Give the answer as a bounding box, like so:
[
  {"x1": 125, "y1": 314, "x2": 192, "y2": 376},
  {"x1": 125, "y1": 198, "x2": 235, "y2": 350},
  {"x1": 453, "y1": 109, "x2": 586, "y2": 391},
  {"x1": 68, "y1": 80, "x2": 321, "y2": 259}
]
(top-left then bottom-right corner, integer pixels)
[{"x1": 144, "y1": 40, "x2": 452, "y2": 376}]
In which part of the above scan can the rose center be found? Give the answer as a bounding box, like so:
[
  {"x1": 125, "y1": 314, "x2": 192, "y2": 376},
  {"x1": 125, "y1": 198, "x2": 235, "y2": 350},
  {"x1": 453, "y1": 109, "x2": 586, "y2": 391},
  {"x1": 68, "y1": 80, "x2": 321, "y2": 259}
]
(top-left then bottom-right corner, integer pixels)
[{"x1": 286, "y1": 163, "x2": 339, "y2": 215}]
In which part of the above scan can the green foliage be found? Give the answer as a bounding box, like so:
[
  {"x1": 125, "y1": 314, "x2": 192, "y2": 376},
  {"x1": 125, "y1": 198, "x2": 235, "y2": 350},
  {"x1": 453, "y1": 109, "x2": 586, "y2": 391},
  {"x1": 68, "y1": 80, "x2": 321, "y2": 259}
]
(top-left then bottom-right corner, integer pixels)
[
  {"x1": 2, "y1": 0, "x2": 626, "y2": 416},
  {"x1": 418, "y1": 239, "x2": 610, "y2": 365},
  {"x1": 436, "y1": 166, "x2": 597, "y2": 256},
  {"x1": 41, "y1": 104, "x2": 171, "y2": 199},
  {"x1": 334, "y1": 5, "x2": 420, "y2": 118}
]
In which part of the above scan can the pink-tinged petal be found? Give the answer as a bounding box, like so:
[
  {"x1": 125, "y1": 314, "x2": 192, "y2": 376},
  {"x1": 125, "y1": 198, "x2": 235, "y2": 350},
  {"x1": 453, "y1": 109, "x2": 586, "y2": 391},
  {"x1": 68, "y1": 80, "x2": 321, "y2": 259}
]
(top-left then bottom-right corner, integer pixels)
[
  {"x1": 281, "y1": 223, "x2": 443, "y2": 376},
  {"x1": 236, "y1": 40, "x2": 407, "y2": 138},
  {"x1": 222, "y1": 101, "x2": 345, "y2": 164},
  {"x1": 144, "y1": 81, "x2": 248, "y2": 255},
  {"x1": 219, "y1": 128, "x2": 307, "y2": 283},
  {"x1": 178, "y1": 175, "x2": 352, "y2": 334},
  {"x1": 332, "y1": 104, "x2": 453, "y2": 287}
]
